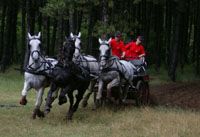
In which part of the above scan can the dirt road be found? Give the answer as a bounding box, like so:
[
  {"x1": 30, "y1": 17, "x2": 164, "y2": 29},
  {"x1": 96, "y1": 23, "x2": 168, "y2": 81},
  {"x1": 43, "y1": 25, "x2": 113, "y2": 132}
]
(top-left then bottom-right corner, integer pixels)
[{"x1": 150, "y1": 81, "x2": 200, "y2": 110}]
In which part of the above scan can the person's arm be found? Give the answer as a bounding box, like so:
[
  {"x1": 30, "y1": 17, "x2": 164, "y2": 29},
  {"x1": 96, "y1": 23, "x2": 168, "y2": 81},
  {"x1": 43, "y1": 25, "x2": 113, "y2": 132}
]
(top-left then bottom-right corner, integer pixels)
[
  {"x1": 120, "y1": 41, "x2": 126, "y2": 58},
  {"x1": 138, "y1": 46, "x2": 145, "y2": 58}
]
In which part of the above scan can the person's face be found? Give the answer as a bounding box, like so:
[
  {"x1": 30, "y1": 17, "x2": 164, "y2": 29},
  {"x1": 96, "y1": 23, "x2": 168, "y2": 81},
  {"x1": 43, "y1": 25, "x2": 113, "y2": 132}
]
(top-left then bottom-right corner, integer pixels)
[
  {"x1": 115, "y1": 36, "x2": 120, "y2": 41},
  {"x1": 136, "y1": 38, "x2": 141, "y2": 45}
]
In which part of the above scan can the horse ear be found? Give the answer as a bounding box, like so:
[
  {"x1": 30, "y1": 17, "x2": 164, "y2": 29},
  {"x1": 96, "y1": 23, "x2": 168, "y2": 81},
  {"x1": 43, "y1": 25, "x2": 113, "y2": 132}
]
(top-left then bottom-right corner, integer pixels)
[
  {"x1": 37, "y1": 32, "x2": 41, "y2": 39},
  {"x1": 98, "y1": 38, "x2": 102, "y2": 44},
  {"x1": 35, "y1": 32, "x2": 41, "y2": 39},
  {"x1": 78, "y1": 32, "x2": 81, "y2": 38},
  {"x1": 28, "y1": 33, "x2": 32, "y2": 40},
  {"x1": 107, "y1": 38, "x2": 112, "y2": 44},
  {"x1": 70, "y1": 32, "x2": 74, "y2": 38}
]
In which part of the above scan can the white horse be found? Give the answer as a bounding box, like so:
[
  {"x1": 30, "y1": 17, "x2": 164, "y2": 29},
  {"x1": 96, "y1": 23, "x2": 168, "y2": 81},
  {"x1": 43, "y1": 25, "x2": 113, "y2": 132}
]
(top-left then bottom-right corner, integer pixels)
[
  {"x1": 70, "y1": 32, "x2": 99, "y2": 107},
  {"x1": 97, "y1": 38, "x2": 136, "y2": 105},
  {"x1": 19, "y1": 32, "x2": 58, "y2": 119}
]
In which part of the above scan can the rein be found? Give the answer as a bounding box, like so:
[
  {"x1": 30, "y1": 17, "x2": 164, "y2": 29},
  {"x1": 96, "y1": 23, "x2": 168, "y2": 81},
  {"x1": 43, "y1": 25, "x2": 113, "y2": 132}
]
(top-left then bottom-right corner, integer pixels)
[
  {"x1": 99, "y1": 56, "x2": 127, "y2": 78},
  {"x1": 26, "y1": 50, "x2": 55, "y2": 75}
]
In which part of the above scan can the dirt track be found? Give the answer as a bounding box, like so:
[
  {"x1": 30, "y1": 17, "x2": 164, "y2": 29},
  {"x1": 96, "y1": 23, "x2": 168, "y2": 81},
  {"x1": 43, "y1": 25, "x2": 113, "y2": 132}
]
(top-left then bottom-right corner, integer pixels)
[{"x1": 150, "y1": 81, "x2": 200, "y2": 110}]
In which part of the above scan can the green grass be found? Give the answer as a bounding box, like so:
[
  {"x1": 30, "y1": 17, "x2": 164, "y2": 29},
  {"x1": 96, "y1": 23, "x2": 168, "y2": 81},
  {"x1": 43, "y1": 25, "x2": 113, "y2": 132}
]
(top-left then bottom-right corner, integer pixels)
[{"x1": 0, "y1": 67, "x2": 200, "y2": 137}]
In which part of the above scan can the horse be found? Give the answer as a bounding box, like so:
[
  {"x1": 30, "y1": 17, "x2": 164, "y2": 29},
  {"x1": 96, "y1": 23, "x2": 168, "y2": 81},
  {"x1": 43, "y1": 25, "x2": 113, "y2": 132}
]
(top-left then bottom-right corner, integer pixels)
[
  {"x1": 97, "y1": 38, "x2": 136, "y2": 106},
  {"x1": 19, "y1": 32, "x2": 58, "y2": 119},
  {"x1": 44, "y1": 37, "x2": 90, "y2": 120},
  {"x1": 70, "y1": 32, "x2": 99, "y2": 108}
]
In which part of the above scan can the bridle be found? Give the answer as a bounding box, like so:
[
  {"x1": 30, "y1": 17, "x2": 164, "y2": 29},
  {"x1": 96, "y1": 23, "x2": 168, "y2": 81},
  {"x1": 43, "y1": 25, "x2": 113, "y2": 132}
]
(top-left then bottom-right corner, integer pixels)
[
  {"x1": 99, "y1": 43, "x2": 112, "y2": 69},
  {"x1": 26, "y1": 38, "x2": 54, "y2": 74}
]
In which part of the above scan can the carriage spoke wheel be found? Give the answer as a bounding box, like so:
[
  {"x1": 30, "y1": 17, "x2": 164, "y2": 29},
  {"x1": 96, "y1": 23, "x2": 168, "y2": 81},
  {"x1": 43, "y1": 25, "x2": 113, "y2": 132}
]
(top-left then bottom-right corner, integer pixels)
[{"x1": 136, "y1": 80, "x2": 150, "y2": 106}]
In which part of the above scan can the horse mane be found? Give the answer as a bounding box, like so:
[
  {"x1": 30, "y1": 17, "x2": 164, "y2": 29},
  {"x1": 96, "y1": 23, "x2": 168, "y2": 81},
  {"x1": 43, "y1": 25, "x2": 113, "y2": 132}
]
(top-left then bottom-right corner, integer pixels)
[{"x1": 58, "y1": 38, "x2": 75, "y2": 67}]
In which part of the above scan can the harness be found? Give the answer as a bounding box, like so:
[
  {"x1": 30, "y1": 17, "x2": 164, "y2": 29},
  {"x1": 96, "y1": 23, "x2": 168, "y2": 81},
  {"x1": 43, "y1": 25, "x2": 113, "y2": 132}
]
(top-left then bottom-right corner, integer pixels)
[
  {"x1": 25, "y1": 38, "x2": 57, "y2": 75},
  {"x1": 99, "y1": 56, "x2": 127, "y2": 80}
]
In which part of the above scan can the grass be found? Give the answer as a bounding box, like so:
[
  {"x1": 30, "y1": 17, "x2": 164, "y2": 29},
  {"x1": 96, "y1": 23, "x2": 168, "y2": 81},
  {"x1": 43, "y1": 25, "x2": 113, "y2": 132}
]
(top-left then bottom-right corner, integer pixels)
[{"x1": 0, "y1": 67, "x2": 200, "y2": 137}]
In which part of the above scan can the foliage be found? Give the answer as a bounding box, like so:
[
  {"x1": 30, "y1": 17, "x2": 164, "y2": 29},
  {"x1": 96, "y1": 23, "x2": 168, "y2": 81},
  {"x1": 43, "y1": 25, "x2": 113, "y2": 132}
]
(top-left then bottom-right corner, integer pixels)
[{"x1": 40, "y1": 0, "x2": 67, "y2": 19}]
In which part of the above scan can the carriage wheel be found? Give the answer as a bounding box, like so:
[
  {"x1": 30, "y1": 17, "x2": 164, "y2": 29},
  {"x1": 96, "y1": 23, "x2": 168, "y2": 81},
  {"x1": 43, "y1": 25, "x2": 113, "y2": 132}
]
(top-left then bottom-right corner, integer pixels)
[{"x1": 136, "y1": 80, "x2": 150, "y2": 106}]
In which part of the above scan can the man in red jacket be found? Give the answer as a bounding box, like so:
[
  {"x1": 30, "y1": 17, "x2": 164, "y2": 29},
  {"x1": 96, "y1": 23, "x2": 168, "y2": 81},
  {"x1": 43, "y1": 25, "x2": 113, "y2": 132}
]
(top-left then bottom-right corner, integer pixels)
[
  {"x1": 124, "y1": 36, "x2": 145, "y2": 61},
  {"x1": 109, "y1": 31, "x2": 125, "y2": 59}
]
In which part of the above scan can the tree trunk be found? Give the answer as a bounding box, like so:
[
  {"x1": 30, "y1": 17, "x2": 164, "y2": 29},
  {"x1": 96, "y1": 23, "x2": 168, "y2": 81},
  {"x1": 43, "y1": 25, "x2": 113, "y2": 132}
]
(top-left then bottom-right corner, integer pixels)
[
  {"x1": 101, "y1": 0, "x2": 108, "y2": 24},
  {"x1": 0, "y1": 4, "x2": 7, "y2": 61},
  {"x1": 50, "y1": 18, "x2": 57, "y2": 56},
  {"x1": 37, "y1": 0, "x2": 43, "y2": 31},
  {"x1": 11, "y1": 0, "x2": 18, "y2": 63},
  {"x1": 20, "y1": 0, "x2": 26, "y2": 72},
  {"x1": 27, "y1": 0, "x2": 36, "y2": 34},
  {"x1": 69, "y1": 4, "x2": 74, "y2": 33},
  {"x1": 46, "y1": 17, "x2": 50, "y2": 55},
  {"x1": 0, "y1": 0, "x2": 17, "y2": 72},
  {"x1": 155, "y1": 3, "x2": 163, "y2": 72},
  {"x1": 168, "y1": 1, "x2": 183, "y2": 81},
  {"x1": 165, "y1": 0, "x2": 173, "y2": 67},
  {"x1": 180, "y1": 0, "x2": 190, "y2": 72},
  {"x1": 195, "y1": 0, "x2": 200, "y2": 75}
]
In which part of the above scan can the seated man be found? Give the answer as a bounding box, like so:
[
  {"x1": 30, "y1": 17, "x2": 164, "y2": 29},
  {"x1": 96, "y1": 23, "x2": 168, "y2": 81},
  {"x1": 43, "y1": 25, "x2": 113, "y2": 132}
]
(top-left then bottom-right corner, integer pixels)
[
  {"x1": 124, "y1": 36, "x2": 146, "y2": 73},
  {"x1": 109, "y1": 31, "x2": 125, "y2": 59}
]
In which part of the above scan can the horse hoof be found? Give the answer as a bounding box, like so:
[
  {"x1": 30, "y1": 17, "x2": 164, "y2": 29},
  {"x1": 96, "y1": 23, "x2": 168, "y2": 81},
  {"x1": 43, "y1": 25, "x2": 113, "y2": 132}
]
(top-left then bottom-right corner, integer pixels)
[
  {"x1": 44, "y1": 109, "x2": 50, "y2": 116},
  {"x1": 32, "y1": 114, "x2": 36, "y2": 119},
  {"x1": 58, "y1": 96, "x2": 67, "y2": 105},
  {"x1": 32, "y1": 110, "x2": 37, "y2": 119},
  {"x1": 81, "y1": 101, "x2": 88, "y2": 108},
  {"x1": 37, "y1": 110, "x2": 45, "y2": 118},
  {"x1": 19, "y1": 98, "x2": 27, "y2": 105},
  {"x1": 95, "y1": 99, "x2": 102, "y2": 108}
]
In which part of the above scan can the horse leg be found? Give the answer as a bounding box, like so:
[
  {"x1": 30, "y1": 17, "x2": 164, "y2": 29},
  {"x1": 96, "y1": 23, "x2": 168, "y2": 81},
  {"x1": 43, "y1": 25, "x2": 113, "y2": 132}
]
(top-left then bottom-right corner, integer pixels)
[
  {"x1": 66, "y1": 90, "x2": 74, "y2": 121},
  {"x1": 96, "y1": 79, "x2": 104, "y2": 107},
  {"x1": 44, "y1": 83, "x2": 58, "y2": 115},
  {"x1": 50, "y1": 88, "x2": 59, "y2": 103},
  {"x1": 122, "y1": 83, "x2": 129, "y2": 103},
  {"x1": 82, "y1": 80, "x2": 96, "y2": 108},
  {"x1": 20, "y1": 82, "x2": 31, "y2": 105},
  {"x1": 107, "y1": 78, "x2": 120, "y2": 103},
  {"x1": 67, "y1": 86, "x2": 87, "y2": 120},
  {"x1": 58, "y1": 87, "x2": 70, "y2": 105},
  {"x1": 32, "y1": 88, "x2": 44, "y2": 119}
]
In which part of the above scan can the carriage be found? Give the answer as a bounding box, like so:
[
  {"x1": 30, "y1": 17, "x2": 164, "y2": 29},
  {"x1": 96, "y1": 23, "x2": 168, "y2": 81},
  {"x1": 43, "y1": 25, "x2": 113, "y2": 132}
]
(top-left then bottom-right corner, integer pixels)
[
  {"x1": 123, "y1": 59, "x2": 150, "y2": 106},
  {"x1": 96, "y1": 38, "x2": 150, "y2": 107}
]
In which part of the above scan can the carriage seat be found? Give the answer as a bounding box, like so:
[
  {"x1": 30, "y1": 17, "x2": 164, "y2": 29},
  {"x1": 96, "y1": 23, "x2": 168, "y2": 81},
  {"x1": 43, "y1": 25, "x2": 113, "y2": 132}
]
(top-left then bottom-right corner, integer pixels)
[{"x1": 129, "y1": 59, "x2": 147, "y2": 75}]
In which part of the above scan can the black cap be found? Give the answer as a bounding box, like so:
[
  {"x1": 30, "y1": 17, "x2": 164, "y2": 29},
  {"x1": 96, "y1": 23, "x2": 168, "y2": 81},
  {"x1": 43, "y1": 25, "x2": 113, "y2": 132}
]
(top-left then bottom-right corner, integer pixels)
[
  {"x1": 115, "y1": 31, "x2": 122, "y2": 37},
  {"x1": 137, "y1": 36, "x2": 144, "y2": 42}
]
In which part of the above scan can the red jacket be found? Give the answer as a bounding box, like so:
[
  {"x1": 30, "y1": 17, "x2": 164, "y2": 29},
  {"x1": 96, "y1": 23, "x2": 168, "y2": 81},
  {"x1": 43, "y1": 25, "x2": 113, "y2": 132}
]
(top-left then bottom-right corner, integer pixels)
[
  {"x1": 109, "y1": 38, "x2": 125, "y2": 58},
  {"x1": 125, "y1": 41, "x2": 145, "y2": 60}
]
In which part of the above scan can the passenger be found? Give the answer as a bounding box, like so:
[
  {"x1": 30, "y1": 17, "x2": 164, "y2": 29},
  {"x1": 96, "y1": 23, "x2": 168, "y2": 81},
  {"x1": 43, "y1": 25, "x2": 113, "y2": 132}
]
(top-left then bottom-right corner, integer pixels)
[
  {"x1": 109, "y1": 31, "x2": 125, "y2": 59},
  {"x1": 124, "y1": 36, "x2": 145, "y2": 62}
]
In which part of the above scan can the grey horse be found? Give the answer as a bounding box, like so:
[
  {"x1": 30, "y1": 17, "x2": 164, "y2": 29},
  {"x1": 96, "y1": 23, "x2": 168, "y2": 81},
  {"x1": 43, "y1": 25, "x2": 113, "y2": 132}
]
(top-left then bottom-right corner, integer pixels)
[
  {"x1": 97, "y1": 38, "x2": 136, "y2": 106},
  {"x1": 70, "y1": 32, "x2": 99, "y2": 108},
  {"x1": 19, "y1": 32, "x2": 58, "y2": 119}
]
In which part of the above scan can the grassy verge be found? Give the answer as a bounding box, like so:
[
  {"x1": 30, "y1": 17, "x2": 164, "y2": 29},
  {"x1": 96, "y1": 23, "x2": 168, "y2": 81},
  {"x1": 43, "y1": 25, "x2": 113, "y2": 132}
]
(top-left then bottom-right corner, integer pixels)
[{"x1": 0, "y1": 66, "x2": 200, "y2": 137}]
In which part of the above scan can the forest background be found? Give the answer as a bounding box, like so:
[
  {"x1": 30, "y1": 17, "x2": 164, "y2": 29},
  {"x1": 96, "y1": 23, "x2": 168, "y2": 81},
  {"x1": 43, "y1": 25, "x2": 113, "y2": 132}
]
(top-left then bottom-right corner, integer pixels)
[{"x1": 0, "y1": 0, "x2": 200, "y2": 81}]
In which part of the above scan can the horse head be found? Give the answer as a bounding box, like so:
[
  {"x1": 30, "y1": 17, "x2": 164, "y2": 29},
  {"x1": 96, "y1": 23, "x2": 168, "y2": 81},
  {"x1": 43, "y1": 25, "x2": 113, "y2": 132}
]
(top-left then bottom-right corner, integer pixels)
[
  {"x1": 28, "y1": 32, "x2": 42, "y2": 63},
  {"x1": 59, "y1": 36, "x2": 75, "y2": 67},
  {"x1": 70, "y1": 32, "x2": 81, "y2": 56},
  {"x1": 98, "y1": 38, "x2": 112, "y2": 70}
]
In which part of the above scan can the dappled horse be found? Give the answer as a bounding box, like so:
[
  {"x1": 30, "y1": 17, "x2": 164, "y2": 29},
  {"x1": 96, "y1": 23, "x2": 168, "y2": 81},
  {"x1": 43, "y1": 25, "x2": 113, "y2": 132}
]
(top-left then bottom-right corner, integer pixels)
[
  {"x1": 97, "y1": 38, "x2": 136, "y2": 106},
  {"x1": 19, "y1": 32, "x2": 58, "y2": 119},
  {"x1": 44, "y1": 37, "x2": 90, "y2": 120},
  {"x1": 70, "y1": 32, "x2": 99, "y2": 108}
]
